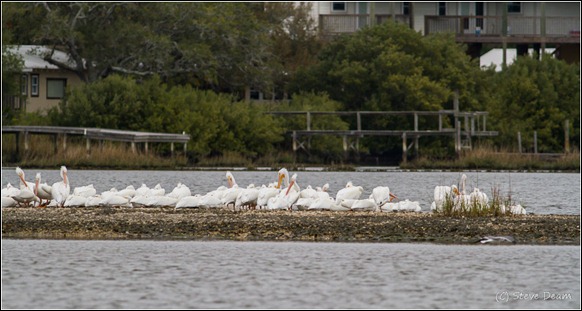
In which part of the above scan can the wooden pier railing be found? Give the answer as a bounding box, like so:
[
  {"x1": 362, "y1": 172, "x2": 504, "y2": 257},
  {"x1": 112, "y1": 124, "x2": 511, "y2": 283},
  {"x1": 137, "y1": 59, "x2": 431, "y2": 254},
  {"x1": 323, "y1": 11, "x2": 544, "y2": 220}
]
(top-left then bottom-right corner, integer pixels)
[
  {"x1": 1, "y1": 126, "x2": 190, "y2": 156},
  {"x1": 268, "y1": 110, "x2": 498, "y2": 162}
]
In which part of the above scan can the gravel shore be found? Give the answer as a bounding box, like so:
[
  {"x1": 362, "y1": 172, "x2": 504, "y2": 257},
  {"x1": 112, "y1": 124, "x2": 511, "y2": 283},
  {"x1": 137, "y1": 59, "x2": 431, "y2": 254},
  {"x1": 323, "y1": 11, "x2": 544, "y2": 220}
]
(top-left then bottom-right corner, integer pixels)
[{"x1": 2, "y1": 207, "x2": 580, "y2": 245}]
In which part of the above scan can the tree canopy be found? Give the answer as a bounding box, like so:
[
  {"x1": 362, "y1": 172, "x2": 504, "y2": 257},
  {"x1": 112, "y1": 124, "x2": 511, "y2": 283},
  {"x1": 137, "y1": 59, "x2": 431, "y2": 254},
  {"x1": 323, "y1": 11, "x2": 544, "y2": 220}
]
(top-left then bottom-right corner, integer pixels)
[{"x1": 3, "y1": 4, "x2": 579, "y2": 161}]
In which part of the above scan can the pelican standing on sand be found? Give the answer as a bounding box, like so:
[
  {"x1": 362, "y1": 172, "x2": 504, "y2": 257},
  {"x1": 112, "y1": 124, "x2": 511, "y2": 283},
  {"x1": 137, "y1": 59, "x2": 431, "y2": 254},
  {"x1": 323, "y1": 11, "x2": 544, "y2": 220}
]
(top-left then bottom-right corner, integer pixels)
[
  {"x1": 34, "y1": 173, "x2": 53, "y2": 207},
  {"x1": 12, "y1": 167, "x2": 39, "y2": 207},
  {"x1": 51, "y1": 166, "x2": 70, "y2": 208}
]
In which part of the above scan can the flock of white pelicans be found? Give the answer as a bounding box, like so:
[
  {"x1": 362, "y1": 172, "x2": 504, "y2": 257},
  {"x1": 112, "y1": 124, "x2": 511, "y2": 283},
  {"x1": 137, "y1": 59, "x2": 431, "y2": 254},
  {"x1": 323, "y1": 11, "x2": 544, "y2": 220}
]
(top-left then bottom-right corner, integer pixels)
[{"x1": 1, "y1": 166, "x2": 525, "y2": 214}]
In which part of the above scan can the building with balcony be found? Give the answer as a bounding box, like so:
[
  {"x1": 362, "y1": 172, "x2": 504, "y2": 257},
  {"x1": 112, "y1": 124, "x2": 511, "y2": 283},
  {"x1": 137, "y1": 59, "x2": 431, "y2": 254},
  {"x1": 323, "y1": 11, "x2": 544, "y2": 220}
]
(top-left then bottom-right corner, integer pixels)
[
  {"x1": 3, "y1": 45, "x2": 84, "y2": 114},
  {"x1": 312, "y1": 2, "x2": 580, "y2": 64}
]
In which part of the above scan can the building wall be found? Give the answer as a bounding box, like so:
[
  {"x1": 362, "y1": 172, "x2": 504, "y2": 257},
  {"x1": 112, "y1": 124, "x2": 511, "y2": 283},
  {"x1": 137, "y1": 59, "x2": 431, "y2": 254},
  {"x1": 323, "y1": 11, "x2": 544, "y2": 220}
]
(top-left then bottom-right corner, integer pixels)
[{"x1": 23, "y1": 69, "x2": 83, "y2": 114}]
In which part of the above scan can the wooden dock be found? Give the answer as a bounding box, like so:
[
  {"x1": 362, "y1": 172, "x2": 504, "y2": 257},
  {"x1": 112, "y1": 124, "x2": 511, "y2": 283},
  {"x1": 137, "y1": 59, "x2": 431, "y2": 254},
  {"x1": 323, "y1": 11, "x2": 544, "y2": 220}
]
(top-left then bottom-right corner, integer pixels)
[
  {"x1": 1, "y1": 126, "x2": 190, "y2": 156},
  {"x1": 268, "y1": 110, "x2": 499, "y2": 162}
]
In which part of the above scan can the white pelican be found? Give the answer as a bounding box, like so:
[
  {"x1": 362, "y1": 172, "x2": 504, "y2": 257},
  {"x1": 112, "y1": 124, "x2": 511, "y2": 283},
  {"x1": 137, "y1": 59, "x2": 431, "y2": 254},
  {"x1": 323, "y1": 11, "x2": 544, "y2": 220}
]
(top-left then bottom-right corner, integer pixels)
[
  {"x1": 64, "y1": 195, "x2": 88, "y2": 207},
  {"x1": 316, "y1": 183, "x2": 330, "y2": 192},
  {"x1": 397, "y1": 199, "x2": 422, "y2": 212},
  {"x1": 469, "y1": 187, "x2": 489, "y2": 208},
  {"x1": 222, "y1": 171, "x2": 242, "y2": 208},
  {"x1": 148, "y1": 184, "x2": 165, "y2": 196},
  {"x1": 99, "y1": 194, "x2": 131, "y2": 207},
  {"x1": 51, "y1": 166, "x2": 70, "y2": 208},
  {"x1": 85, "y1": 195, "x2": 102, "y2": 207},
  {"x1": 73, "y1": 184, "x2": 97, "y2": 197},
  {"x1": 451, "y1": 174, "x2": 470, "y2": 211},
  {"x1": 507, "y1": 204, "x2": 526, "y2": 215},
  {"x1": 117, "y1": 185, "x2": 137, "y2": 199},
  {"x1": 235, "y1": 184, "x2": 259, "y2": 210},
  {"x1": 370, "y1": 186, "x2": 398, "y2": 207},
  {"x1": 293, "y1": 185, "x2": 318, "y2": 211},
  {"x1": 12, "y1": 169, "x2": 40, "y2": 207},
  {"x1": 380, "y1": 202, "x2": 398, "y2": 212},
  {"x1": 268, "y1": 173, "x2": 300, "y2": 210},
  {"x1": 275, "y1": 168, "x2": 290, "y2": 190},
  {"x1": 34, "y1": 173, "x2": 53, "y2": 206},
  {"x1": 257, "y1": 183, "x2": 280, "y2": 209},
  {"x1": 167, "y1": 183, "x2": 191, "y2": 200},
  {"x1": 2, "y1": 196, "x2": 18, "y2": 208},
  {"x1": 350, "y1": 198, "x2": 378, "y2": 211},
  {"x1": 197, "y1": 193, "x2": 224, "y2": 208},
  {"x1": 2, "y1": 183, "x2": 20, "y2": 198},
  {"x1": 130, "y1": 194, "x2": 150, "y2": 207},
  {"x1": 176, "y1": 194, "x2": 202, "y2": 209},
  {"x1": 145, "y1": 195, "x2": 178, "y2": 208},
  {"x1": 335, "y1": 181, "x2": 364, "y2": 205},
  {"x1": 136, "y1": 184, "x2": 150, "y2": 196},
  {"x1": 431, "y1": 185, "x2": 453, "y2": 212},
  {"x1": 308, "y1": 191, "x2": 343, "y2": 211},
  {"x1": 15, "y1": 167, "x2": 36, "y2": 191}
]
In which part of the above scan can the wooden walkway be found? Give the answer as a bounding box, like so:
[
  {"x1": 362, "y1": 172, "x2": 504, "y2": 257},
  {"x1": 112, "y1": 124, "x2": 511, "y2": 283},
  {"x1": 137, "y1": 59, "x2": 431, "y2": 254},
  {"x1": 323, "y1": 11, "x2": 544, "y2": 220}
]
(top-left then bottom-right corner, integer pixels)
[
  {"x1": 268, "y1": 110, "x2": 499, "y2": 162},
  {"x1": 2, "y1": 126, "x2": 190, "y2": 155}
]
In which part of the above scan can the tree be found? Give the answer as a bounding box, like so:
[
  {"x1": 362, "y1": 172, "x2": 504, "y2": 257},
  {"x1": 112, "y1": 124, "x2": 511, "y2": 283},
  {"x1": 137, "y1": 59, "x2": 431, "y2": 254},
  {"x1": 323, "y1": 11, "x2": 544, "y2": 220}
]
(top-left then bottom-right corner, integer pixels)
[
  {"x1": 288, "y1": 21, "x2": 484, "y2": 158},
  {"x1": 488, "y1": 54, "x2": 580, "y2": 153},
  {"x1": 2, "y1": 2, "x2": 319, "y2": 99}
]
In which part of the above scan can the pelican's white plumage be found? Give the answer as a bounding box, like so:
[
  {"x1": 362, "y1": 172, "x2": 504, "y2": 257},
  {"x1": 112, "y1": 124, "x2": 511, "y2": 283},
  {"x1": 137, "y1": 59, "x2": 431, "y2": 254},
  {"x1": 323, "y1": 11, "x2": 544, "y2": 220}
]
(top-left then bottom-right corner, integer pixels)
[
  {"x1": 73, "y1": 184, "x2": 97, "y2": 197},
  {"x1": 398, "y1": 199, "x2": 422, "y2": 212},
  {"x1": 130, "y1": 195, "x2": 150, "y2": 207},
  {"x1": 100, "y1": 194, "x2": 131, "y2": 207},
  {"x1": 335, "y1": 181, "x2": 364, "y2": 204},
  {"x1": 145, "y1": 195, "x2": 178, "y2": 207},
  {"x1": 176, "y1": 195, "x2": 203, "y2": 209},
  {"x1": 469, "y1": 188, "x2": 489, "y2": 207},
  {"x1": 149, "y1": 184, "x2": 165, "y2": 197},
  {"x1": 350, "y1": 198, "x2": 378, "y2": 211},
  {"x1": 220, "y1": 184, "x2": 242, "y2": 206},
  {"x1": 268, "y1": 173, "x2": 300, "y2": 210},
  {"x1": 64, "y1": 195, "x2": 88, "y2": 207},
  {"x1": 12, "y1": 168, "x2": 40, "y2": 206},
  {"x1": 235, "y1": 184, "x2": 259, "y2": 210},
  {"x1": 371, "y1": 186, "x2": 398, "y2": 207},
  {"x1": 34, "y1": 173, "x2": 53, "y2": 204},
  {"x1": 431, "y1": 185, "x2": 453, "y2": 212},
  {"x1": 51, "y1": 166, "x2": 70, "y2": 207},
  {"x1": 117, "y1": 185, "x2": 137, "y2": 199},
  {"x1": 257, "y1": 183, "x2": 280, "y2": 208},
  {"x1": 85, "y1": 195, "x2": 102, "y2": 207},
  {"x1": 2, "y1": 196, "x2": 18, "y2": 208},
  {"x1": 136, "y1": 184, "x2": 150, "y2": 197},
  {"x1": 167, "y1": 183, "x2": 191, "y2": 200},
  {"x1": 2, "y1": 183, "x2": 20, "y2": 198},
  {"x1": 15, "y1": 167, "x2": 36, "y2": 191}
]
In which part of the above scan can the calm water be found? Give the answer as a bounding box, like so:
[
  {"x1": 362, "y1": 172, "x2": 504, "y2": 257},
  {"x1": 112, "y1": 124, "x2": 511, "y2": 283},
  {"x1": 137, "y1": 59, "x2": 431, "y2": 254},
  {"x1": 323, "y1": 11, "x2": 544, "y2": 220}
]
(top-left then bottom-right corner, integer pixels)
[
  {"x1": 2, "y1": 168, "x2": 580, "y2": 215},
  {"x1": 1, "y1": 240, "x2": 579, "y2": 309}
]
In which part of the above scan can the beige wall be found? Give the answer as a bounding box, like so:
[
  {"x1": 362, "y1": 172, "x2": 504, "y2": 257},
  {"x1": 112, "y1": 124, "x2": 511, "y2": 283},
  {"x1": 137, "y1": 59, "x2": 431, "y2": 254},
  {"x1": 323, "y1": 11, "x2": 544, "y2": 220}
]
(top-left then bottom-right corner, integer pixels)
[{"x1": 23, "y1": 69, "x2": 84, "y2": 114}]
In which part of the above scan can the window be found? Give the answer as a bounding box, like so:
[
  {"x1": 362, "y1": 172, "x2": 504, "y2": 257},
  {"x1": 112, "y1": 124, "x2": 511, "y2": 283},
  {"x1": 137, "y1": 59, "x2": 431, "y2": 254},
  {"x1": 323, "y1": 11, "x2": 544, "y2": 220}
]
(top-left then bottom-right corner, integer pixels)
[
  {"x1": 507, "y1": 2, "x2": 521, "y2": 13},
  {"x1": 46, "y1": 78, "x2": 66, "y2": 99},
  {"x1": 438, "y1": 2, "x2": 446, "y2": 16},
  {"x1": 31, "y1": 74, "x2": 39, "y2": 97},
  {"x1": 21, "y1": 74, "x2": 28, "y2": 96},
  {"x1": 403, "y1": 2, "x2": 410, "y2": 15},
  {"x1": 332, "y1": 2, "x2": 346, "y2": 12}
]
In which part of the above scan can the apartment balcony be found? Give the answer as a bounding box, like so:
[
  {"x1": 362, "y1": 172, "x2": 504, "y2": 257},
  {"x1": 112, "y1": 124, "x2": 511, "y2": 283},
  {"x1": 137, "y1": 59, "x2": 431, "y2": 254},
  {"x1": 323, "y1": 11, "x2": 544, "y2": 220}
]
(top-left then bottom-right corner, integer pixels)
[
  {"x1": 318, "y1": 14, "x2": 580, "y2": 45},
  {"x1": 318, "y1": 14, "x2": 410, "y2": 37},
  {"x1": 425, "y1": 15, "x2": 580, "y2": 44}
]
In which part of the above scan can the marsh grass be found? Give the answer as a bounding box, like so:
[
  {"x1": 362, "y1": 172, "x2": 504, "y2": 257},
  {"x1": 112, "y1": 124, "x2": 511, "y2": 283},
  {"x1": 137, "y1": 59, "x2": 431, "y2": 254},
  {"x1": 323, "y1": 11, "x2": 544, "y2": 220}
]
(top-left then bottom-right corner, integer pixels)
[
  {"x1": 404, "y1": 146, "x2": 580, "y2": 171},
  {"x1": 435, "y1": 186, "x2": 523, "y2": 217},
  {"x1": 2, "y1": 134, "x2": 187, "y2": 169}
]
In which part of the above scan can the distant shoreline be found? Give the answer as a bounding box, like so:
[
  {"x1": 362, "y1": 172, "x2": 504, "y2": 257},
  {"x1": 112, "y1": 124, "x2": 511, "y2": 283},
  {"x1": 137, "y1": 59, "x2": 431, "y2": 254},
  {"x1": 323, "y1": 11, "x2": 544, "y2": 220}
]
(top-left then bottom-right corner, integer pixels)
[
  {"x1": 2, "y1": 208, "x2": 580, "y2": 245},
  {"x1": 1, "y1": 165, "x2": 579, "y2": 174}
]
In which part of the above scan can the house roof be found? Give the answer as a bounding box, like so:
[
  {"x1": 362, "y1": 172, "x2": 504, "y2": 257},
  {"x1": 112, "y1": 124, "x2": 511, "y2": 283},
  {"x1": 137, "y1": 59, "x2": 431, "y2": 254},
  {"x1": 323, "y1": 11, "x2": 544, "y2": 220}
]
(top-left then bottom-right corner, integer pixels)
[
  {"x1": 5, "y1": 45, "x2": 79, "y2": 72},
  {"x1": 480, "y1": 48, "x2": 556, "y2": 72}
]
